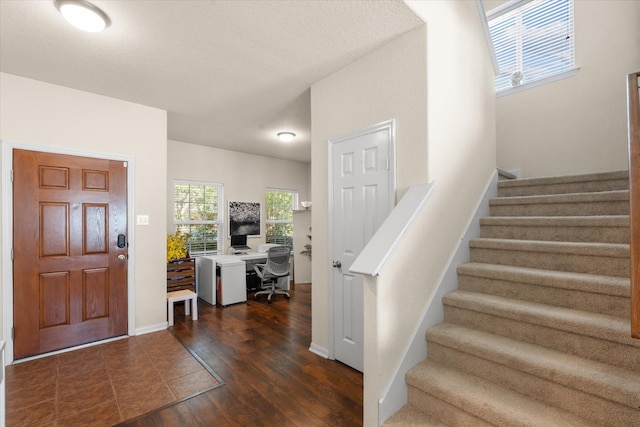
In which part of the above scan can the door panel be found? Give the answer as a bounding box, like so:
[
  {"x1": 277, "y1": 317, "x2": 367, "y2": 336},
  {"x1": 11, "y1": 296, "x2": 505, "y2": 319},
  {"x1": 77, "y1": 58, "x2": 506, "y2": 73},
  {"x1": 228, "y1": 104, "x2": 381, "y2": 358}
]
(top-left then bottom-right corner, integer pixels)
[
  {"x1": 13, "y1": 149, "x2": 128, "y2": 359},
  {"x1": 40, "y1": 203, "x2": 69, "y2": 256},
  {"x1": 84, "y1": 204, "x2": 108, "y2": 253},
  {"x1": 331, "y1": 121, "x2": 394, "y2": 372},
  {"x1": 83, "y1": 267, "x2": 110, "y2": 320},
  {"x1": 39, "y1": 272, "x2": 69, "y2": 328}
]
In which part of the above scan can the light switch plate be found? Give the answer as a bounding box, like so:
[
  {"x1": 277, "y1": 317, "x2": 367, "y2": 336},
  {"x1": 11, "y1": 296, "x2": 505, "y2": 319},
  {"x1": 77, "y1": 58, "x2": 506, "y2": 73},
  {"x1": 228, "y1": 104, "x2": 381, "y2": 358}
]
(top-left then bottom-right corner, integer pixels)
[{"x1": 136, "y1": 215, "x2": 150, "y2": 226}]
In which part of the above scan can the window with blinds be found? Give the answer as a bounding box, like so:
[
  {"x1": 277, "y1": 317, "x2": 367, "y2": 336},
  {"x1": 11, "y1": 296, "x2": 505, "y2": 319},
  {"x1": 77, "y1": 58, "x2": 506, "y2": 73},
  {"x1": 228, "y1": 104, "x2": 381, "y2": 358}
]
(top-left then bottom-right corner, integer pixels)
[
  {"x1": 173, "y1": 180, "x2": 223, "y2": 256},
  {"x1": 265, "y1": 188, "x2": 298, "y2": 247},
  {"x1": 488, "y1": 0, "x2": 575, "y2": 93}
]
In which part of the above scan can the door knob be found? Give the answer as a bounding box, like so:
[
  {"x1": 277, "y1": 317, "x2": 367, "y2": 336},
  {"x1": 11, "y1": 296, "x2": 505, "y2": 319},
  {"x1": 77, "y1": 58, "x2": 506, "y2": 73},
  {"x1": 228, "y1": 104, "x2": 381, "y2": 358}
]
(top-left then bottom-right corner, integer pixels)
[
  {"x1": 117, "y1": 254, "x2": 126, "y2": 261},
  {"x1": 333, "y1": 260, "x2": 342, "y2": 268}
]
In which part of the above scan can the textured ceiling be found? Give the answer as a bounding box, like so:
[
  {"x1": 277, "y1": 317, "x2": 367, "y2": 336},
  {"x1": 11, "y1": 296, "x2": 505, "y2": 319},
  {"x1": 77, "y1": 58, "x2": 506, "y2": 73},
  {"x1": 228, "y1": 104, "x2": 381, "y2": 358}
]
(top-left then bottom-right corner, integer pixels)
[{"x1": 0, "y1": 0, "x2": 424, "y2": 163}]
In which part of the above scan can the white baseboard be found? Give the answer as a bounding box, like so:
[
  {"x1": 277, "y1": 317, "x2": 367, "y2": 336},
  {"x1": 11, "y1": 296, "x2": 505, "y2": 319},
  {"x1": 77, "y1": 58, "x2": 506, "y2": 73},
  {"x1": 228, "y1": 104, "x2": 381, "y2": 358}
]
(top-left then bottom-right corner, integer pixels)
[
  {"x1": 135, "y1": 322, "x2": 168, "y2": 336},
  {"x1": 309, "y1": 342, "x2": 330, "y2": 359},
  {"x1": 506, "y1": 168, "x2": 521, "y2": 178}
]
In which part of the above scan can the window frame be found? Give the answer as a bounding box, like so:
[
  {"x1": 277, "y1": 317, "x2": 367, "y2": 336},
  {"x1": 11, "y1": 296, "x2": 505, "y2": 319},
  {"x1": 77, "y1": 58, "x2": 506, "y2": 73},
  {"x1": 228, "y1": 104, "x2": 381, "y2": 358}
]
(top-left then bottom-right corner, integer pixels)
[
  {"x1": 487, "y1": 0, "x2": 577, "y2": 96},
  {"x1": 264, "y1": 188, "x2": 299, "y2": 248},
  {"x1": 173, "y1": 179, "x2": 224, "y2": 257}
]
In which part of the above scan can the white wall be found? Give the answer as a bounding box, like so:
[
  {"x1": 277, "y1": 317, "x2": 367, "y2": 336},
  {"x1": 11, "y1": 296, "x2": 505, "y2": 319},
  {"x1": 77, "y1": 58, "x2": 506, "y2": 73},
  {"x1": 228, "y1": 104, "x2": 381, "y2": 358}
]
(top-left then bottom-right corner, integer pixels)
[
  {"x1": 311, "y1": 1, "x2": 497, "y2": 421},
  {"x1": 167, "y1": 140, "x2": 310, "y2": 251},
  {"x1": 0, "y1": 73, "x2": 168, "y2": 346},
  {"x1": 310, "y1": 24, "x2": 428, "y2": 355},
  {"x1": 496, "y1": 0, "x2": 640, "y2": 178},
  {"x1": 293, "y1": 210, "x2": 312, "y2": 284}
]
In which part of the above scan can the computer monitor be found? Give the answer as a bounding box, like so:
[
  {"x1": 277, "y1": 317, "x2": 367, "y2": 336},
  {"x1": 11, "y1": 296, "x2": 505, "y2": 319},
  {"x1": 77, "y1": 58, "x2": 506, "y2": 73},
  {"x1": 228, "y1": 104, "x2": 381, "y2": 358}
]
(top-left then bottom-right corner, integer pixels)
[{"x1": 230, "y1": 234, "x2": 250, "y2": 250}]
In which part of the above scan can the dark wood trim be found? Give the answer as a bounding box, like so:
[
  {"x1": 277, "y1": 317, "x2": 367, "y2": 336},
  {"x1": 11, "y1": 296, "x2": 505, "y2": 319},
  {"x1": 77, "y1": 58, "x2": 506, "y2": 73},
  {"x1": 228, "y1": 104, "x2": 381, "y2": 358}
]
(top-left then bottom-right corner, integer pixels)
[{"x1": 628, "y1": 71, "x2": 640, "y2": 338}]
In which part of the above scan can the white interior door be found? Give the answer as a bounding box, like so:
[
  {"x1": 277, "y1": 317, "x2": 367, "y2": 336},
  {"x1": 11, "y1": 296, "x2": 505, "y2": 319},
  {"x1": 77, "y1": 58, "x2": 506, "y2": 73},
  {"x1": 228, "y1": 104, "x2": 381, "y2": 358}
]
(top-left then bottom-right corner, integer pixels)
[{"x1": 330, "y1": 120, "x2": 395, "y2": 372}]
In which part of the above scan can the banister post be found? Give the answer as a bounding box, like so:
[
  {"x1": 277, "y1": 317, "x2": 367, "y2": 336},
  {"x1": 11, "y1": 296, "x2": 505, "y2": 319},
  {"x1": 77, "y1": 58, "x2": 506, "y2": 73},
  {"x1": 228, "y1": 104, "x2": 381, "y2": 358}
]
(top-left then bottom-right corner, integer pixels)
[{"x1": 628, "y1": 71, "x2": 640, "y2": 338}]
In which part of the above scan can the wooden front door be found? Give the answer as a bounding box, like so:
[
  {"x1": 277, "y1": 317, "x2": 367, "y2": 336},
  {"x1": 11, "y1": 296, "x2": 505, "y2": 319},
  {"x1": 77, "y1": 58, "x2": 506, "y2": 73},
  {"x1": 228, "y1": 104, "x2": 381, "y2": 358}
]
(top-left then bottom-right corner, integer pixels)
[{"x1": 13, "y1": 149, "x2": 128, "y2": 359}]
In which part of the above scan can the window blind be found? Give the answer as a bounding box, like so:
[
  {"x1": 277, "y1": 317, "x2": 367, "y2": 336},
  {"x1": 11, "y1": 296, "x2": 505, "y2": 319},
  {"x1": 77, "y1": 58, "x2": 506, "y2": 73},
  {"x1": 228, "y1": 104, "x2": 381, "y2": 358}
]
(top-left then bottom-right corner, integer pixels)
[
  {"x1": 174, "y1": 181, "x2": 223, "y2": 256},
  {"x1": 265, "y1": 188, "x2": 298, "y2": 248},
  {"x1": 489, "y1": 0, "x2": 574, "y2": 92}
]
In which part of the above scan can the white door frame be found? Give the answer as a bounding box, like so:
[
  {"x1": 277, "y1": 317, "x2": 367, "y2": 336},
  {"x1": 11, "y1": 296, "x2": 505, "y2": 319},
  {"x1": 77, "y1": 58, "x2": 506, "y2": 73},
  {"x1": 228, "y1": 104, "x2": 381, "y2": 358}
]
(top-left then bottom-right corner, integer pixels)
[
  {"x1": 1, "y1": 140, "x2": 137, "y2": 364},
  {"x1": 327, "y1": 119, "x2": 396, "y2": 361}
]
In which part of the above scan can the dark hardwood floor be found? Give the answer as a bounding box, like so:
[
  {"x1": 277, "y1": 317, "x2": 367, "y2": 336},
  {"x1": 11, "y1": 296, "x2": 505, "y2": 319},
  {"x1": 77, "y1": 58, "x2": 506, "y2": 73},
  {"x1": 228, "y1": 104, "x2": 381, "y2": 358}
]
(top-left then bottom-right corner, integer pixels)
[{"x1": 119, "y1": 284, "x2": 363, "y2": 427}]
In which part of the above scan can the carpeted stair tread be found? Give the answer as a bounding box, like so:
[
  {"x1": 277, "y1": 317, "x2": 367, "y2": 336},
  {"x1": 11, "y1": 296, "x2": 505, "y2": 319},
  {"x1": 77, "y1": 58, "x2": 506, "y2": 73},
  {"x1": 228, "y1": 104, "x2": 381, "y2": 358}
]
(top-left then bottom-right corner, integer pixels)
[
  {"x1": 480, "y1": 215, "x2": 630, "y2": 243},
  {"x1": 406, "y1": 361, "x2": 601, "y2": 427},
  {"x1": 457, "y1": 262, "x2": 630, "y2": 318},
  {"x1": 497, "y1": 170, "x2": 629, "y2": 197},
  {"x1": 497, "y1": 170, "x2": 628, "y2": 187},
  {"x1": 490, "y1": 189, "x2": 629, "y2": 207},
  {"x1": 427, "y1": 322, "x2": 640, "y2": 409},
  {"x1": 480, "y1": 215, "x2": 629, "y2": 227},
  {"x1": 489, "y1": 190, "x2": 629, "y2": 217},
  {"x1": 383, "y1": 405, "x2": 449, "y2": 427},
  {"x1": 469, "y1": 238, "x2": 629, "y2": 277},
  {"x1": 470, "y1": 237, "x2": 629, "y2": 258},
  {"x1": 442, "y1": 290, "x2": 640, "y2": 348},
  {"x1": 457, "y1": 262, "x2": 630, "y2": 297}
]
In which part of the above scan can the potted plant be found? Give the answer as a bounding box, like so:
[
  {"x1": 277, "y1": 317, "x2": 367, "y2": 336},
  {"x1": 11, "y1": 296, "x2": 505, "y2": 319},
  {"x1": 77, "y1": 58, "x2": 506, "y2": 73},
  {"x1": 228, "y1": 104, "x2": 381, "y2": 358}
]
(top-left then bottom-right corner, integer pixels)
[
  {"x1": 300, "y1": 227, "x2": 312, "y2": 260},
  {"x1": 167, "y1": 230, "x2": 191, "y2": 262}
]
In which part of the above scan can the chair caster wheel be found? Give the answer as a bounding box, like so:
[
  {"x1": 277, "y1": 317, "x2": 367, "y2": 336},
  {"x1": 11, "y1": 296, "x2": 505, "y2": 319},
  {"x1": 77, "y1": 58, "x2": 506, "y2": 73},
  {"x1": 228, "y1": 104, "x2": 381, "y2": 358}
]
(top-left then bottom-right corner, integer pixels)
[
  {"x1": 285, "y1": 295, "x2": 290, "y2": 299},
  {"x1": 268, "y1": 300, "x2": 272, "y2": 304}
]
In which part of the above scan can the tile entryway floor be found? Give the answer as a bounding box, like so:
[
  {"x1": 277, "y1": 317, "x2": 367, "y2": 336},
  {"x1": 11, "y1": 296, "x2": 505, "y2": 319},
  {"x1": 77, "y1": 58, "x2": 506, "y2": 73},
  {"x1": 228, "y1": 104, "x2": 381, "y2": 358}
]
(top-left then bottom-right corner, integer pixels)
[{"x1": 5, "y1": 330, "x2": 221, "y2": 426}]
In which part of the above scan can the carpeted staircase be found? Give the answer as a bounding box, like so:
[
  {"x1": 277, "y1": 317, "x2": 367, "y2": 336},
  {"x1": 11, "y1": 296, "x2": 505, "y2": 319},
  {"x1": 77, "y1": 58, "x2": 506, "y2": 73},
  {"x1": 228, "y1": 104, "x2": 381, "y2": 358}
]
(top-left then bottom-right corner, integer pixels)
[{"x1": 385, "y1": 170, "x2": 640, "y2": 426}]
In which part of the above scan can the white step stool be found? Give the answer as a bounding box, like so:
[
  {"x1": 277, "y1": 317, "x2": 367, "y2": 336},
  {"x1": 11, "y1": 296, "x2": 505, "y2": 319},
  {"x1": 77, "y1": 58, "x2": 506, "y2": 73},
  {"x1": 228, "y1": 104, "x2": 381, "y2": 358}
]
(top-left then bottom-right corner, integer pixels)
[{"x1": 167, "y1": 290, "x2": 198, "y2": 326}]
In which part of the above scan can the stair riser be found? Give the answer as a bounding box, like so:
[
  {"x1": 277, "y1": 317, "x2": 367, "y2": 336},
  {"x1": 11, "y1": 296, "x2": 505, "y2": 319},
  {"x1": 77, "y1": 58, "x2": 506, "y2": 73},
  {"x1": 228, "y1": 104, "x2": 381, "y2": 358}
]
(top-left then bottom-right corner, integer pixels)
[
  {"x1": 498, "y1": 179, "x2": 629, "y2": 197},
  {"x1": 490, "y1": 201, "x2": 629, "y2": 217},
  {"x1": 480, "y1": 224, "x2": 630, "y2": 244},
  {"x1": 470, "y1": 247, "x2": 629, "y2": 277},
  {"x1": 457, "y1": 274, "x2": 630, "y2": 318},
  {"x1": 406, "y1": 385, "x2": 497, "y2": 427},
  {"x1": 382, "y1": 406, "x2": 450, "y2": 427},
  {"x1": 427, "y1": 342, "x2": 639, "y2": 427},
  {"x1": 443, "y1": 305, "x2": 640, "y2": 372},
  {"x1": 384, "y1": 419, "x2": 445, "y2": 427}
]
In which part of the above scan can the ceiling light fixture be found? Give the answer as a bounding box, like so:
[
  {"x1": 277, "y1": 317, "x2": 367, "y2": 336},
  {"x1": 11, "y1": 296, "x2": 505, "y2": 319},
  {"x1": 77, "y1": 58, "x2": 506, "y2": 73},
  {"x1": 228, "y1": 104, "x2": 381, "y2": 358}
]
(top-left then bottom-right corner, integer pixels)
[
  {"x1": 277, "y1": 132, "x2": 296, "y2": 143},
  {"x1": 56, "y1": 0, "x2": 110, "y2": 33}
]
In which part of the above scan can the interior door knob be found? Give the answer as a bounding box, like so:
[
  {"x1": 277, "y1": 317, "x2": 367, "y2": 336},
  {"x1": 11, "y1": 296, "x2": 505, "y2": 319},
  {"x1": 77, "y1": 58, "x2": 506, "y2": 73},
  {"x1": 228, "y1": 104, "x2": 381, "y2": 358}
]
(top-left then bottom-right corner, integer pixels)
[
  {"x1": 117, "y1": 254, "x2": 126, "y2": 261},
  {"x1": 333, "y1": 260, "x2": 342, "y2": 268}
]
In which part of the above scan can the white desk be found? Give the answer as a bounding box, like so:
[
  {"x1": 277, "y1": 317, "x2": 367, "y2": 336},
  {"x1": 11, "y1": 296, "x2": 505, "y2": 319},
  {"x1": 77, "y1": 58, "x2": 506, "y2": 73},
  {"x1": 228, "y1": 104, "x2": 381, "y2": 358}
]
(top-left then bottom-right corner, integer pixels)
[
  {"x1": 198, "y1": 252, "x2": 291, "y2": 306},
  {"x1": 199, "y1": 255, "x2": 246, "y2": 306}
]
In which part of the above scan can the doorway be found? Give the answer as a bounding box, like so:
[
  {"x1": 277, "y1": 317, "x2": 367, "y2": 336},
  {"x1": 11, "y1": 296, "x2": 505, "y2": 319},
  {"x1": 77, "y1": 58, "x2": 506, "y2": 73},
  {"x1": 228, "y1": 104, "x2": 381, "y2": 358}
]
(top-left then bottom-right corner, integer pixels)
[
  {"x1": 11, "y1": 149, "x2": 129, "y2": 359},
  {"x1": 329, "y1": 120, "x2": 396, "y2": 372}
]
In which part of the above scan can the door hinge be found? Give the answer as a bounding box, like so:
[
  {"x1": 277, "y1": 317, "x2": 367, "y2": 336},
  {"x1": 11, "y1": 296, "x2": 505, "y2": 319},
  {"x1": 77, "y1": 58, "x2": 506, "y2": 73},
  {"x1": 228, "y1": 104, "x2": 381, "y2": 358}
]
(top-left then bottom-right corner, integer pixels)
[
  {"x1": 386, "y1": 158, "x2": 390, "y2": 170},
  {"x1": 10, "y1": 169, "x2": 14, "y2": 182},
  {"x1": 123, "y1": 161, "x2": 128, "y2": 168},
  {"x1": 11, "y1": 248, "x2": 14, "y2": 261},
  {"x1": 12, "y1": 326, "x2": 15, "y2": 340}
]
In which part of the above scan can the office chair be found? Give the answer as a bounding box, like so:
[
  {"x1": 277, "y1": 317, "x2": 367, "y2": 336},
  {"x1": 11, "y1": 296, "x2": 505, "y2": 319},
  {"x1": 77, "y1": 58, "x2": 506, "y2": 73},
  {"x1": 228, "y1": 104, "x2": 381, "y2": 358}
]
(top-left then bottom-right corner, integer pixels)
[{"x1": 253, "y1": 245, "x2": 291, "y2": 303}]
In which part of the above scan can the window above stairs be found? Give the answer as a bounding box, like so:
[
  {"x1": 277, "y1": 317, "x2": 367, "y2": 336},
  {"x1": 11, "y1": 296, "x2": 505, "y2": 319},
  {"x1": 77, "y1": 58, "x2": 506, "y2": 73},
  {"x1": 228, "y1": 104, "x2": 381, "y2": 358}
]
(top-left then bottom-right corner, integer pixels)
[{"x1": 484, "y1": 0, "x2": 578, "y2": 96}]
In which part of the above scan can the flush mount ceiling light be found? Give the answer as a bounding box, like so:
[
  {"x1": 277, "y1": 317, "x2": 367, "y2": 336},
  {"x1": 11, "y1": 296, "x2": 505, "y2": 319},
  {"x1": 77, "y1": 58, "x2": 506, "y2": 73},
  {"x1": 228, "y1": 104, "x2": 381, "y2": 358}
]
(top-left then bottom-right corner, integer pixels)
[
  {"x1": 55, "y1": 0, "x2": 110, "y2": 33},
  {"x1": 277, "y1": 132, "x2": 296, "y2": 143}
]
